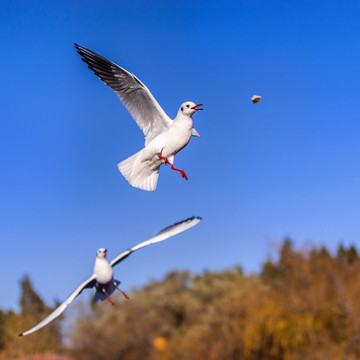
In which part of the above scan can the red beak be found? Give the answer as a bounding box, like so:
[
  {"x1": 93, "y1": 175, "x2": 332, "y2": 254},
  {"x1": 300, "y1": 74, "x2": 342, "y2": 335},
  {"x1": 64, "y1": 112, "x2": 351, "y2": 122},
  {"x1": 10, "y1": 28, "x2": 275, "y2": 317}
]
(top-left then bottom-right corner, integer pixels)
[{"x1": 191, "y1": 103, "x2": 203, "y2": 111}]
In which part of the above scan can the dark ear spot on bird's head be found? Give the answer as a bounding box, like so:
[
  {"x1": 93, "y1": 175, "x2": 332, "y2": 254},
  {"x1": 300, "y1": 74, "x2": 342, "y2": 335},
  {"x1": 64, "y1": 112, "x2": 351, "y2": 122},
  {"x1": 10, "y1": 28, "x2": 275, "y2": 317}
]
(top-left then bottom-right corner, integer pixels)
[
  {"x1": 181, "y1": 107, "x2": 183, "y2": 111},
  {"x1": 97, "y1": 248, "x2": 107, "y2": 257}
]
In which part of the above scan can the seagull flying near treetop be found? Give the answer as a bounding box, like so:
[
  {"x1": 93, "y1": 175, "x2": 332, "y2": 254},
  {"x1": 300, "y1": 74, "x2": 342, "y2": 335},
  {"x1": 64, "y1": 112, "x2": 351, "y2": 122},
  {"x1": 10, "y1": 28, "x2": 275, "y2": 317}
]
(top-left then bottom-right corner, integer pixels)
[
  {"x1": 75, "y1": 44, "x2": 203, "y2": 191},
  {"x1": 19, "y1": 216, "x2": 201, "y2": 336}
]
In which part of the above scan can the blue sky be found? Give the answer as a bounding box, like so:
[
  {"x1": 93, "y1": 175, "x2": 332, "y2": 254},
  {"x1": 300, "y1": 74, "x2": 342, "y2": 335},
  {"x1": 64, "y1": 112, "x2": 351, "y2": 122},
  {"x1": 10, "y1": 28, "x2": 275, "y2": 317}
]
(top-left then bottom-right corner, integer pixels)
[{"x1": 1, "y1": 1, "x2": 360, "y2": 312}]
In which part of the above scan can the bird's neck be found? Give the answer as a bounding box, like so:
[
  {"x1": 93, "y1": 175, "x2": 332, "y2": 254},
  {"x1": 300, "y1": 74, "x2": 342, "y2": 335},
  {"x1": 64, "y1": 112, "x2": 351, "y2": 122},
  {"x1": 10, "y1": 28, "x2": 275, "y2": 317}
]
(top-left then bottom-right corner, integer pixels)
[{"x1": 173, "y1": 113, "x2": 193, "y2": 129}]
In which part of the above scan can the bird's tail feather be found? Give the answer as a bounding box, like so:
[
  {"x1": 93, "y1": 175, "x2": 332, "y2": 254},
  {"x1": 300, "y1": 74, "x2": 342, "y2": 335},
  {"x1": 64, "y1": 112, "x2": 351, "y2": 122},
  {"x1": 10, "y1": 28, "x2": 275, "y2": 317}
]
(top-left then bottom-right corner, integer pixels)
[{"x1": 118, "y1": 150, "x2": 160, "y2": 191}]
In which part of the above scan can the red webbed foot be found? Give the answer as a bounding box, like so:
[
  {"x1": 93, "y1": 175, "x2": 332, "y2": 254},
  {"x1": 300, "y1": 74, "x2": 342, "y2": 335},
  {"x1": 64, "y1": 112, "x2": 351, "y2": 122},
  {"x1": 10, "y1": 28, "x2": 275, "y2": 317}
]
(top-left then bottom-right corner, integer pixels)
[
  {"x1": 171, "y1": 164, "x2": 188, "y2": 180},
  {"x1": 179, "y1": 169, "x2": 188, "y2": 180}
]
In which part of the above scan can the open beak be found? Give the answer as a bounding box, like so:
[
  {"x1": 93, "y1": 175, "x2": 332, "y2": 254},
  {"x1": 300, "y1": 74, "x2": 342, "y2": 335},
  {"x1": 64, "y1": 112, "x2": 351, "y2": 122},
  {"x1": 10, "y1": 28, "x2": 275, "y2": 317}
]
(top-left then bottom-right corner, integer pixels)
[
  {"x1": 191, "y1": 103, "x2": 203, "y2": 111},
  {"x1": 103, "y1": 249, "x2": 107, "y2": 254}
]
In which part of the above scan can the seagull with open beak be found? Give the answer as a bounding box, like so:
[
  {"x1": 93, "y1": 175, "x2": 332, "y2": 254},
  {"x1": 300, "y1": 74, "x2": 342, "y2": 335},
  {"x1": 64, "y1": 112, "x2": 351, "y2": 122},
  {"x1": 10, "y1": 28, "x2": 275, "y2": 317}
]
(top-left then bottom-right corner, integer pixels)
[{"x1": 75, "y1": 44, "x2": 203, "y2": 191}]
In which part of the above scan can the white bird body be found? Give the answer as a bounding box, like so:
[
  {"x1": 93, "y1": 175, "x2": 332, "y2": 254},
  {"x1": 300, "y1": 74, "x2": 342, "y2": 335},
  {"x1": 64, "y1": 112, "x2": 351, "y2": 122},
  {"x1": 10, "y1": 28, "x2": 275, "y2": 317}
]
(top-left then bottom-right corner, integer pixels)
[
  {"x1": 145, "y1": 116, "x2": 192, "y2": 161},
  {"x1": 19, "y1": 217, "x2": 201, "y2": 336},
  {"x1": 118, "y1": 103, "x2": 200, "y2": 191},
  {"x1": 93, "y1": 249, "x2": 113, "y2": 284},
  {"x1": 75, "y1": 44, "x2": 202, "y2": 191},
  {"x1": 118, "y1": 110, "x2": 195, "y2": 190}
]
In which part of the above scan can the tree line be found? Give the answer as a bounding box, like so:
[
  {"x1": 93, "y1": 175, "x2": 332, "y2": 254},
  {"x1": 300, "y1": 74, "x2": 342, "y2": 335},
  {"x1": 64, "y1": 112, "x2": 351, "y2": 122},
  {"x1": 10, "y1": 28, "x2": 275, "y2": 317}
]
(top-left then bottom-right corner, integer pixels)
[{"x1": 2, "y1": 240, "x2": 360, "y2": 359}]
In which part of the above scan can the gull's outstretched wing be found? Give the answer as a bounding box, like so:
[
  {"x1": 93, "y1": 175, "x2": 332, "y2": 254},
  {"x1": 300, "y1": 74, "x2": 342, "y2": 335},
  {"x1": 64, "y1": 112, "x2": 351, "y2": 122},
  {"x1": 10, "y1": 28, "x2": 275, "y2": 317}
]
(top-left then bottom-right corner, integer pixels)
[
  {"x1": 110, "y1": 217, "x2": 201, "y2": 268},
  {"x1": 19, "y1": 275, "x2": 96, "y2": 336},
  {"x1": 75, "y1": 43, "x2": 172, "y2": 145}
]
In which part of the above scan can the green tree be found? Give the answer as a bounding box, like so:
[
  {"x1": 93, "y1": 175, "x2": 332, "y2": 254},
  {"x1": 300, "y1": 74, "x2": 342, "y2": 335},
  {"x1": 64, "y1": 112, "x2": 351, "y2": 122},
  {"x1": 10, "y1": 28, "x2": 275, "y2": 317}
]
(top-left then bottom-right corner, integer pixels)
[
  {"x1": 0, "y1": 275, "x2": 62, "y2": 360},
  {"x1": 20, "y1": 275, "x2": 46, "y2": 316}
]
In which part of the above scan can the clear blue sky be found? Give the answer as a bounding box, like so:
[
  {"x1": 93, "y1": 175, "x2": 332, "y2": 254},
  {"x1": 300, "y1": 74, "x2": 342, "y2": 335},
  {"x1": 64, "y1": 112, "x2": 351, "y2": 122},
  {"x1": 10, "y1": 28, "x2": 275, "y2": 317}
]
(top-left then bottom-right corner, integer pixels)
[{"x1": 1, "y1": 1, "x2": 360, "y2": 311}]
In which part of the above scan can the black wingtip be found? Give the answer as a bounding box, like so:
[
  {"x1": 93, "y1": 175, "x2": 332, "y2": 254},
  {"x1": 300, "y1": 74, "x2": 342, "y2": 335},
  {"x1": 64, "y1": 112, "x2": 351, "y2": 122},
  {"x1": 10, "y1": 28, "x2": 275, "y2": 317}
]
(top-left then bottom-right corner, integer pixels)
[
  {"x1": 74, "y1": 43, "x2": 82, "y2": 56},
  {"x1": 159, "y1": 216, "x2": 202, "y2": 234},
  {"x1": 184, "y1": 216, "x2": 202, "y2": 223},
  {"x1": 74, "y1": 43, "x2": 85, "y2": 55},
  {"x1": 187, "y1": 216, "x2": 202, "y2": 222},
  {"x1": 74, "y1": 43, "x2": 83, "y2": 55},
  {"x1": 18, "y1": 333, "x2": 24, "y2": 337}
]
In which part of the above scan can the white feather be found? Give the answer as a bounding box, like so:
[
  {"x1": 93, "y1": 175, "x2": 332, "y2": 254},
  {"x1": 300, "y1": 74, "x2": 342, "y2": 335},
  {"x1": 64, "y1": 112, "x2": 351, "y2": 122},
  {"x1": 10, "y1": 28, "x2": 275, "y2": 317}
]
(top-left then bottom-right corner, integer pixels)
[
  {"x1": 117, "y1": 149, "x2": 160, "y2": 191},
  {"x1": 191, "y1": 128, "x2": 201, "y2": 137},
  {"x1": 75, "y1": 44, "x2": 172, "y2": 145},
  {"x1": 110, "y1": 217, "x2": 201, "y2": 267},
  {"x1": 75, "y1": 44, "x2": 202, "y2": 191}
]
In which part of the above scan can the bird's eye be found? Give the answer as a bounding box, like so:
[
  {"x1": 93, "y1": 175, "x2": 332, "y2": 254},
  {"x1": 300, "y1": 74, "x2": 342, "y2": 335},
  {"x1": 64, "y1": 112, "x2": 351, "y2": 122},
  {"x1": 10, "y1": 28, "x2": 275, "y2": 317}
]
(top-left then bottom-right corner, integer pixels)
[{"x1": 186, "y1": 104, "x2": 189, "y2": 108}]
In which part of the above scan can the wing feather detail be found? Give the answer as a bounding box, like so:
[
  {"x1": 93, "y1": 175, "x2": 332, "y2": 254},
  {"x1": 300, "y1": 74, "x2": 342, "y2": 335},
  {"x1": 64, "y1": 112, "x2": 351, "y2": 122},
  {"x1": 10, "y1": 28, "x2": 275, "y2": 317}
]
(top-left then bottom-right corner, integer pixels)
[
  {"x1": 110, "y1": 217, "x2": 201, "y2": 268},
  {"x1": 75, "y1": 43, "x2": 172, "y2": 145},
  {"x1": 19, "y1": 275, "x2": 96, "y2": 336}
]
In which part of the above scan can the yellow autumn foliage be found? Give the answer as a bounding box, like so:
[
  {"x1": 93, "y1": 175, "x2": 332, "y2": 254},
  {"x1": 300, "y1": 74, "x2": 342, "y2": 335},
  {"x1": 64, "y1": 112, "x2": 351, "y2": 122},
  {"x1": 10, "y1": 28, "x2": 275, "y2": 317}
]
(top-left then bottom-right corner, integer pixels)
[{"x1": 3, "y1": 241, "x2": 360, "y2": 360}]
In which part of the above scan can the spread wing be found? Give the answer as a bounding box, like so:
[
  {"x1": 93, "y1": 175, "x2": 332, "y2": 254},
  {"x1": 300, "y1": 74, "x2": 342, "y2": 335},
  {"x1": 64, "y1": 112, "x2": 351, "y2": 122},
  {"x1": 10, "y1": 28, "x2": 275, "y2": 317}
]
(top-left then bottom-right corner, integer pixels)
[
  {"x1": 110, "y1": 217, "x2": 202, "y2": 267},
  {"x1": 19, "y1": 275, "x2": 96, "y2": 336},
  {"x1": 75, "y1": 43, "x2": 172, "y2": 145}
]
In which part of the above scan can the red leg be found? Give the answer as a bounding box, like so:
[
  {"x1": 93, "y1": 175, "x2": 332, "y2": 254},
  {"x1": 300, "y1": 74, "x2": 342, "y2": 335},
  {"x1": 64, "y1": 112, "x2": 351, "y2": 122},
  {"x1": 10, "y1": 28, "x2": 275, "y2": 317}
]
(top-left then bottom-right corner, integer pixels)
[
  {"x1": 102, "y1": 289, "x2": 114, "y2": 305},
  {"x1": 158, "y1": 152, "x2": 188, "y2": 180},
  {"x1": 170, "y1": 164, "x2": 188, "y2": 180},
  {"x1": 114, "y1": 282, "x2": 130, "y2": 299},
  {"x1": 158, "y1": 152, "x2": 170, "y2": 165}
]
